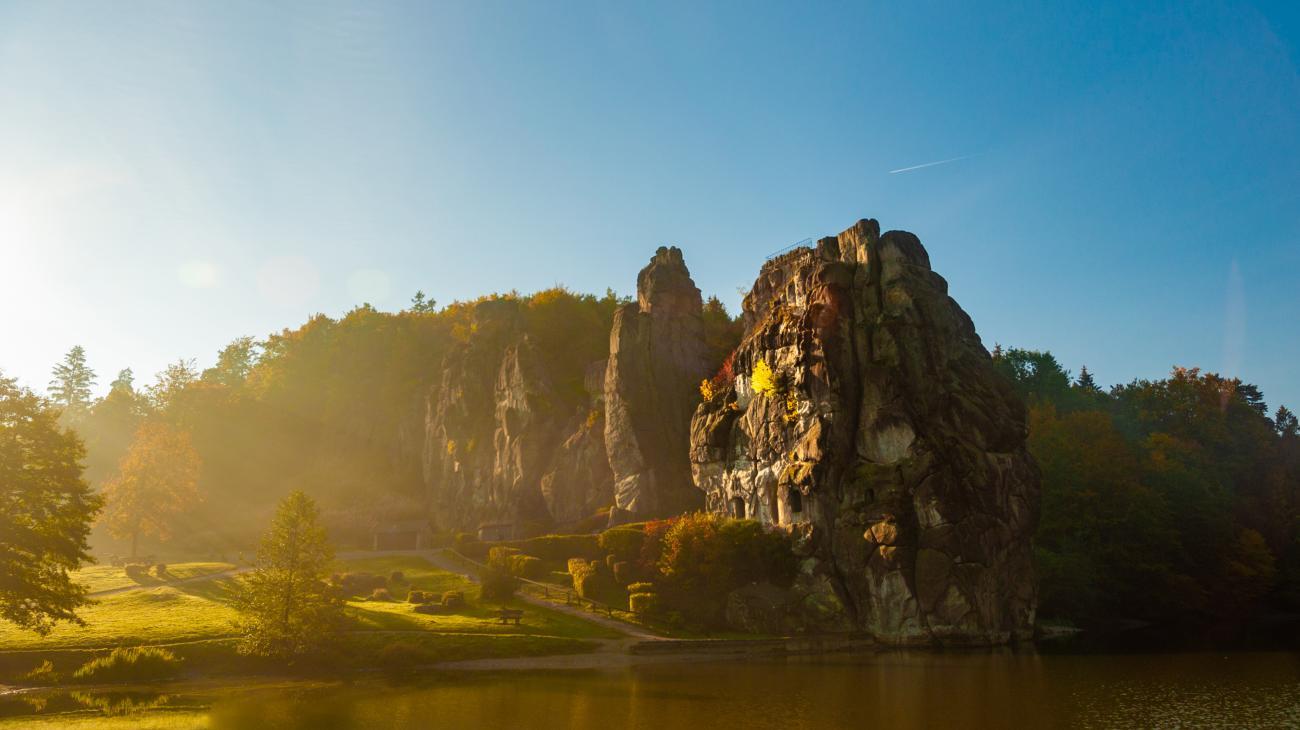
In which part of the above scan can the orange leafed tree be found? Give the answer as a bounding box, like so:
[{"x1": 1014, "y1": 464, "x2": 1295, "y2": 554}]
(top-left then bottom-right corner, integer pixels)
[{"x1": 100, "y1": 421, "x2": 202, "y2": 558}]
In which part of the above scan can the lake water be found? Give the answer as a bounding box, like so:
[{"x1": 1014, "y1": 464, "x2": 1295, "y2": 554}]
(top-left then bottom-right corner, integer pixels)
[{"x1": 4, "y1": 650, "x2": 1299, "y2": 728}]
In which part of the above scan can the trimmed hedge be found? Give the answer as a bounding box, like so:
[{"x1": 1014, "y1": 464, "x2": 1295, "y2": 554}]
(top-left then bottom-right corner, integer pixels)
[
  {"x1": 502, "y1": 534, "x2": 602, "y2": 561},
  {"x1": 599, "y1": 527, "x2": 646, "y2": 563},
  {"x1": 629, "y1": 592, "x2": 659, "y2": 615},
  {"x1": 508, "y1": 555, "x2": 545, "y2": 580},
  {"x1": 442, "y1": 591, "x2": 466, "y2": 609}
]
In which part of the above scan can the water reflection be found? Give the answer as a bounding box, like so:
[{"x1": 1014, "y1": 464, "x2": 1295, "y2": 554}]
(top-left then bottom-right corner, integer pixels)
[{"x1": 3, "y1": 651, "x2": 1297, "y2": 729}]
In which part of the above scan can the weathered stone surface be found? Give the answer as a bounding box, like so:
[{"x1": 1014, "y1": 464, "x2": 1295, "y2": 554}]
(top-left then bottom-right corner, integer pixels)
[
  {"x1": 691, "y1": 218, "x2": 1038, "y2": 645},
  {"x1": 424, "y1": 300, "x2": 613, "y2": 532},
  {"x1": 604, "y1": 247, "x2": 711, "y2": 522}
]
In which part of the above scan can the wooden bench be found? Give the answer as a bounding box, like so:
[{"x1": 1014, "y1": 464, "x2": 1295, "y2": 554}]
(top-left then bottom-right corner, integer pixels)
[{"x1": 494, "y1": 608, "x2": 524, "y2": 625}]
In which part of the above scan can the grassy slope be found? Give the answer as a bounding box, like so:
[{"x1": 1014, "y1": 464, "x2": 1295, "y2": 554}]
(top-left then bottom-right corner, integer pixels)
[
  {"x1": 0, "y1": 554, "x2": 612, "y2": 682},
  {"x1": 71, "y1": 563, "x2": 236, "y2": 594}
]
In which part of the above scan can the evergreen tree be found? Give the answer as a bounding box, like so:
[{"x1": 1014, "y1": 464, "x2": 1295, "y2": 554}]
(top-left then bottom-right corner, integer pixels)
[
  {"x1": 109, "y1": 368, "x2": 135, "y2": 394},
  {"x1": 408, "y1": 290, "x2": 437, "y2": 313},
  {"x1": 235, "y1": 491, "x2": 342, "y2": 657},
  {"x1": 1277, "y1": 405, "x2": 1299, "y2": 438},
  {"x1": 1076, "y1": 365, "x2": 1099, "y2": 391},
  {"x1": 49, "y1": 346, "x2": 96, "y2": 421},
  {"x1": 0, "y1": 373, "x2": 102, "y2": 633}
]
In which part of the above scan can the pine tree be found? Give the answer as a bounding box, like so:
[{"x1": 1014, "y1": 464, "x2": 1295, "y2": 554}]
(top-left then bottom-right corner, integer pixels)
[
  {"x1": 109, "y1": 368, "x2": 135, "y2": 394},
  {"x1": 0, "y1": 373, "x2": 102, "y2": 634},
  {"x1": 1076, "y1": 365, "x2": 1099, "y2": 391},
  {"x1": 408, "y1": 290, "x2": 437, "y2": 313},
  {"x1": 49, "y1": 346, "x2": 96, "y2": 421},
  {"x1": 1276, "y1": 405, "x2": 1299, "y2": 438},
  {"x1": 235, "y1": 491, "x2": 343, "y2": 657}
]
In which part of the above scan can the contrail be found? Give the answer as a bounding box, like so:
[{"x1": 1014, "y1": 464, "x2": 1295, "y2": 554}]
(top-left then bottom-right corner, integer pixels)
[{"x1": 888, "y1": 155, "x2": 973, "y2": 174}]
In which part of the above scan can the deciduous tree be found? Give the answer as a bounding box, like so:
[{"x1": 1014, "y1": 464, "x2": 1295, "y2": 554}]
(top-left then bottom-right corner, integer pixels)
[
  {"x1": 235, "y1": 490, "x2": 342, "y2": 657},
  {"x1": 0, "y1": 373, "x2": 101, "y2": 633},
  {"x1": 100, "y1": 421, "x2": 201, "y2": 557}
]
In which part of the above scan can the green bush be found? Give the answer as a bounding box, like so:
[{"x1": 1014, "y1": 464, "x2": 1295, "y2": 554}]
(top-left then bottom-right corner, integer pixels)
[
  {"x1": 407, "y1": 590, "x2": 430, "y2": 604},
  {"x1": 332, "y1": 572, "x2": 387, "y2": 595},
  {"x1": 478, "y1": 566, "x2": 518, "y2": 602},
  {"x1": 508, "y1": 555, "x2": 545, "y2": 579},
  {"x1": 441, "y1": 591, "x2": 466, "y2": 609},
  {"x1": 124, "y1": 563, "x2": 149, "y2": 581},
  {"x1": 72, "y1": 647, "x2": 183, "y2": 684},
  {"x1": 151, "y1": 563, "x2": 168, "y2": 578},
  {"x1": 599, "y1": 527, "x2": 646, "y2": 563},
  {"x1": 571, "y1": 560, "x2": 620, "y2": 604},
  {"x1": 626, "y1": 582, "x2": 655, "y2": 594},
  {"x1": 389, "y1": 571, "x2": 405, "y2": 584},
  {"x1": 370, "y1": 587, "x2": 393, "y2": 601},
  {"x1": 487, "y1": 546, "x2": 522, "y2": 569},
  {"x1": 629, "y1": 592, "x2": 659, "y2": 615},
  {"x1": 655, "y1": 513, "x2": 797, "y2": 628},
  {"x1": 567, "y1": 557, "x2": 591, "y2": 576}
]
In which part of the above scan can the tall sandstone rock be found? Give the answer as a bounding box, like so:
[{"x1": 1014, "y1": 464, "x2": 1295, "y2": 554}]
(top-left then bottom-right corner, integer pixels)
[
  {"x1": 690, "y1": 219, "x2": 1038, "y2": 645},
  {"x1": 604, "y1": 246, "x2": 712, "y2": 522},
  {"x1": 423, "y1": 299, "x2": 613, "y2": 533}
]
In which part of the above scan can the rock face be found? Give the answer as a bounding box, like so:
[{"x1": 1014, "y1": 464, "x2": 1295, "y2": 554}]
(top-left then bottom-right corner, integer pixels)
[
  {"x1": 604, "y1": 247, "x2": 712, "y2": 522},
  {"x1": 424, "y1": 299, "x2": 613, "y2": 533},
  {"x1": 690, "y1": 219, "x2": 1038, "y2": 645}
]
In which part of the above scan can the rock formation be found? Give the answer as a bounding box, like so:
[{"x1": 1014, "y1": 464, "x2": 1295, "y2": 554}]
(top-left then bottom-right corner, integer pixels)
[
  {"x1": 423, "y1": 299, "x2": 613, "y2": 533},
  {"x1": 604, "y1": 247, "x2": 712, "y2": 522},
  {"x1": 690, "y1": 218, "x2": 1038, "y2": 645}
]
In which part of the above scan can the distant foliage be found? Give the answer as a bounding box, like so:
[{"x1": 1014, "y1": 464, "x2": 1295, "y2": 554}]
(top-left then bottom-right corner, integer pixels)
[{"x1": 999, "y1": 349, "x2": 1300, "y2": 626}]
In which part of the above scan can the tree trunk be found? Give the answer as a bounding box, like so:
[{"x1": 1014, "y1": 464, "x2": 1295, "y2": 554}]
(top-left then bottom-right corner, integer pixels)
[{"x1": 131, "y1": 529, "x2": 138, "y2": 560}]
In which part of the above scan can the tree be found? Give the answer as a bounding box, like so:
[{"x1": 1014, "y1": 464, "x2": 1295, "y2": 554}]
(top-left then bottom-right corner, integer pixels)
[
  {"x1": 100, "y1": 421, "x2": 202, "y2": 557},
  {"x1": 202, "y1": 337, "x2": 259, "y2": 388},
  {"x1": 1076, "y1": 365, "x2": 1099, "y2": 392},
  {"x1": 49, "y1": 346, "x2": 97, "y2": 422},
  {"x1": 235, "y1": 491, "x2": 342, "y2": 657},
  {"x1": 146, "y1": 359, "x2": 198, "y2": 410},
  {"x1": 0, "y1": 373, "x2": 101, "y2": 633},
  {"x1": 408, "y1": 290, "x2": 437, "y2": 313},
  {"x1": 1277, "y1": 406, "x2": 1299, "y2": 438},
  {"x1": 109, "y1": 368, "x2": 135, "y2": 394}
]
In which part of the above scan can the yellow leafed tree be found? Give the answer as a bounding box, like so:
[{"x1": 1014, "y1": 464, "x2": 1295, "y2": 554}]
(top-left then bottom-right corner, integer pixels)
[
  {"x1": 101, "y1": 421, "x2": 202, "y2": 558},
  {"x1": 751, "y1": 359, "x2": 777, "y2": 397}
]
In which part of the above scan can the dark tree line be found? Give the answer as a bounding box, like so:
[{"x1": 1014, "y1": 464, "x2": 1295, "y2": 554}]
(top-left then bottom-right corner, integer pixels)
[{"x1": 993, "y1": 348, "x2": 1300, "y2": 627}]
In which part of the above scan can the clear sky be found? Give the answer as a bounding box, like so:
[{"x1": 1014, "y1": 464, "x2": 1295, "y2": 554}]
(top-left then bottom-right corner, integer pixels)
[{"x1": 1, "y1": 1, "x2": 1297, "y2": 410}]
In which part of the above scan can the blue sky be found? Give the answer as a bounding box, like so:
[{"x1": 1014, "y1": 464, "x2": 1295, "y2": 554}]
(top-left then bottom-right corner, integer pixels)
[{"x1": 1, "y1": 1, "x2": 1297, "y2": 411}]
